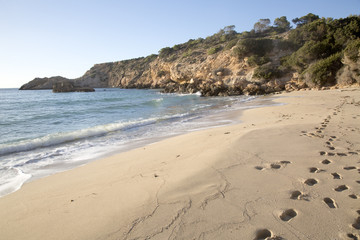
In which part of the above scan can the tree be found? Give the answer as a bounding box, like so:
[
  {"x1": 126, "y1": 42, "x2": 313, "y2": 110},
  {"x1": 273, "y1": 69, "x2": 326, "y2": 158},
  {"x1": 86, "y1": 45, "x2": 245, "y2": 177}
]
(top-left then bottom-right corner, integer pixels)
[
  {"x1": 274, "y1": 16, "x2": 291, "y2": 32},
  {"x1": 223, "y1": 25, "x2": 236, "y2": 35},
  {"x1": 254, "y1": 19, "x2": 271, "y2": 33},
  {"x1": 292, "y1": 13, "x2": 320, "y2": 27}
]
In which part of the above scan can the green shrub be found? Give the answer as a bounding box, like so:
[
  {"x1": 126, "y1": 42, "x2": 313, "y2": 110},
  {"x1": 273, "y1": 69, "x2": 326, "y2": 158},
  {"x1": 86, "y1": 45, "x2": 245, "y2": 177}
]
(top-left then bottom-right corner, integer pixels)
[
  {"x1": 344, "y1": 39, "x2": 360, "y2": 62},
  {"x1": 247, "y1": 55, "x2": 270, "y2": 66},
  {"x1": 233, "y1": 38, "x2": 273, "y2": 59},
  {"x1": 208, "y1": 46, "x2": 222, "y2": 55},
  {"x1": 253, "y1": 64, "x2": 281, "y2": 80},
  {"x1": 278, "y1": 40, "x2": 299, "y2": 51},
  {"x1": 182, "y1": 49, "x2": 193, "y2": 58},
  {"x1": 302, "y1": 52, "x2": 343, "y2": 86},
  {"x1": 159, "y1": 47, "x2": 174, "y2": 58},
  {"x1": 224, "y1": 39, "x2": 238, "y2": 50}
]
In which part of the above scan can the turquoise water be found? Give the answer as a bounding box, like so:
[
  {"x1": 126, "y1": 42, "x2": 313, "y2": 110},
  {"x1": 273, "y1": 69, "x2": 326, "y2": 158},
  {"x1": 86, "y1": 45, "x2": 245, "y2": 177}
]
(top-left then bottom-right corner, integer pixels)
[{"x1": 0, "y1": 88, "x2": 255, "y2": 197}]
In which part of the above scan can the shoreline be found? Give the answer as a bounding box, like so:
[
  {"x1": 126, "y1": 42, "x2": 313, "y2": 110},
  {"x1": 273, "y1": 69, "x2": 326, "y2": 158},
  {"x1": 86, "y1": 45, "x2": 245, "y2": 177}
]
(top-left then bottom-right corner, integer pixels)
[
  {"x1": 0, "y1": 88, "x2": 359, "y2": 239},
  {"x1": 0, "y1": 90, "x2": 261, "y2": 198},
  {"x1": 3, "y1": 93, "x2": 276, "y2": 194}
]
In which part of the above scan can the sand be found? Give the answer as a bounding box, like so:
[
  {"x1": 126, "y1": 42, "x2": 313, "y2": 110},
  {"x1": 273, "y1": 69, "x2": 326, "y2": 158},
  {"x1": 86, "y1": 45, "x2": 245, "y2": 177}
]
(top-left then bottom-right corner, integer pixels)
[{"x1": 0, "y1": 88, "x2": 359, "y2": 240}]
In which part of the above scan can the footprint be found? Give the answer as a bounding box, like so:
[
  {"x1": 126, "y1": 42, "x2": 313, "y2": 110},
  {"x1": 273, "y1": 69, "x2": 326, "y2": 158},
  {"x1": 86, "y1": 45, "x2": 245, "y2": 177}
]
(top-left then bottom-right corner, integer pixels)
[
  {"x1": 322, "y1": 159, "x2": 332, "y2": 165},
  {"x1": 334, "y1": 185, "x2": 349, "y2": 192},
  {"x1": 309, "y1": 167, "x2": 325, "y2": 173},
  {"x1": 353, "y1": 217, "x2": 360, "y2": 230},
  {"x1": 280, "y1": 209, "x2": 297, "y2": 221},
  {"x1": 269, "y1": 161, "x2": 291, "y2": 170},
  {"x1": 255, "y1": 166, "x2": 264, "y2": 170},
  {"x1": 323, "y1": 197, "x2": 337, "y2": 208},
  {"x1": 344, "y1": 166, "x2": 357, "y2": 170},
  {"x1": 331, "y1": 172, "x2": 342, "y2": 179},
  {"x1": 327, "y1": 146, "x2": 335, "y2": 150},
  {"x1": 270, "y1": 163, "x2": 281, "y2": 169},
  {"x1": 347, "y1": 233, "x2": 359, "y2": 240},
  {"x1": 348, "y1": 152, "x2": 359, "y2": 155},
  {"x1": 349, "y1": 194, "x2": 358, "y2": 199},
  {"x1": 309, "y1": 167, "x2": 319, "y2": 173},
  {"x1": 280, "y1": 160, "x2": 291, "y2": 164},
  {"x1": 304, "y1": 178, "x2": 318, "y2": 186},
  {"x1": 254, "y1": 228, "x2": 272, "y2": 240},
  {"x1": 290, "y1": 190, "x2": 302, "y2": 200},
  {"x1": 337, "y1": 153, "x2": 348, "y2": 157},
  {"x1": 320, "y1": 151, "x2": 335, "y2": 156}
]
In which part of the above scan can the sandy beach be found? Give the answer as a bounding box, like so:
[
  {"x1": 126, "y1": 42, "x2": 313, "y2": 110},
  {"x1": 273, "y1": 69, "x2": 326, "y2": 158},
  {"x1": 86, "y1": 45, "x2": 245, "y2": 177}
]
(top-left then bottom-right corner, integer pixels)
[{"x1": 0, "y1": 88, "x2": 359, "y2": 240}]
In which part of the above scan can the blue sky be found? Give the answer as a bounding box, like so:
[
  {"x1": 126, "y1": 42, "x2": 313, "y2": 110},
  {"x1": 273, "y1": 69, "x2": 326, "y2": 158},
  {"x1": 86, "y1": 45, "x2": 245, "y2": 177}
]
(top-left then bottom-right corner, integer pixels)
[{"x1": 0, "y1": 0, "x2": 359, "y2": 88}]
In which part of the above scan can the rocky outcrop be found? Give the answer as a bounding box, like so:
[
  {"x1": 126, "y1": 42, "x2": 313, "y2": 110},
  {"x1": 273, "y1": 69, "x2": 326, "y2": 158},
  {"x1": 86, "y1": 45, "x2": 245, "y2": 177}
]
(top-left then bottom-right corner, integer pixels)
[
  {"x1": 19, "y1": 76, "x2": 69, "y2": 90},
  {"x1": 18, "y1": 46, "x2": 295, "y2": 96},
  {"x1": 52, "y1": 80, "x2": 95, "y2": 93},
  {"x1": 19, "y1": 15, "x2": 360, "y2": 95}
]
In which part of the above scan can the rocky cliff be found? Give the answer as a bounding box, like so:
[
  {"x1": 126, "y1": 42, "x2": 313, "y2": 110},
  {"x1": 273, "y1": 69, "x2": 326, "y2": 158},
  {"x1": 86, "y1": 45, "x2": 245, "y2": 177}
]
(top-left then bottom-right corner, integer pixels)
[
  {"x1": 19, "y1": 15, "x2": 360, "y2": 95},
  {"x1": 19, "y1": 38, "x2": 294, "y2": 96}
]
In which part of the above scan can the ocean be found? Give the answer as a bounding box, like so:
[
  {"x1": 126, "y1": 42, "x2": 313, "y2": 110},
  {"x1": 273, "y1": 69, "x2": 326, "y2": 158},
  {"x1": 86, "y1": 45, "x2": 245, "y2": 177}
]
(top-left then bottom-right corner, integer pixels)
[{"x1": 0, "y1": 88, "x2": 262, "y2": 197}]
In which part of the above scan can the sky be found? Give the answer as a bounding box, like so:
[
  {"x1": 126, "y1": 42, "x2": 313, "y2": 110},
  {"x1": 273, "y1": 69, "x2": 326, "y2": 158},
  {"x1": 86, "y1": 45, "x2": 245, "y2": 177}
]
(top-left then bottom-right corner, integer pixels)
[{"x1": 0, "y1": 0, "x2": 359, "y2": 88}]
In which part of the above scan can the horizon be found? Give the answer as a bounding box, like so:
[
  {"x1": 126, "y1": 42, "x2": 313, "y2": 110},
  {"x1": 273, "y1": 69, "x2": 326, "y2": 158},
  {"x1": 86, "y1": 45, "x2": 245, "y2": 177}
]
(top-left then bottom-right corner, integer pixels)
[{"x1": 1, "y1": 0, "x2": 359, "y2": 88}]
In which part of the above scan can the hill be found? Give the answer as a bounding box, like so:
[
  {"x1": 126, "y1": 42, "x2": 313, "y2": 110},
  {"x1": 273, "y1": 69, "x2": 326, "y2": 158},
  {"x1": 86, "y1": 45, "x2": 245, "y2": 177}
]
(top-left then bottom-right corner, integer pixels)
[{"x1": 19, "y1": 14, "x2": 360, "y2": 96}]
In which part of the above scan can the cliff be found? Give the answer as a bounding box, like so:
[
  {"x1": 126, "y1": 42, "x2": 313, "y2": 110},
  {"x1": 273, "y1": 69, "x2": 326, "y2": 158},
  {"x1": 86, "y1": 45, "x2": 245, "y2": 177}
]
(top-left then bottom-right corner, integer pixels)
[
  {"x1": 19, "y1": 14, "x2": 360, "y2": 95},
  {"x1": 19, "y1": 37, "x2": 294, "y2": 96}
]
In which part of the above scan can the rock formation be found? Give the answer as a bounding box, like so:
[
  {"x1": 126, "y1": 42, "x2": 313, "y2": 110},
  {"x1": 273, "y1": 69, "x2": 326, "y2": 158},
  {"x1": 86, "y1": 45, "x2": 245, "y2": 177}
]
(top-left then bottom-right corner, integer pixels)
[
  {"x1": 52, "y1": 80, "x2": 95, "y2": 93},
  {"x1": 19, "y1": 15, "x2": 360, "y2": 96},
  {"x1": 19, "y1": 44, "x2": 291, "y2": 96}
]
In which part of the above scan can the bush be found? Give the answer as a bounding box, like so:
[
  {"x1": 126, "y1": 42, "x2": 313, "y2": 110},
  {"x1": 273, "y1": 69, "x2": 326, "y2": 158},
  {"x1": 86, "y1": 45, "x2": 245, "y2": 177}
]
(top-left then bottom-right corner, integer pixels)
[
  {"x1": 247, "y1": 55, "x2": 270, "y2": 66},
  {"x1": 182, "y1": 49, "x2": 193, "y2": 58},
  {"x1": 253, "y1": 64, "x2": 282, "y2": 80},
  {"x1": 302, "y1": 52, "x2": 343, "y2": 86},
  {"x1": 207, "y1": 46, "x2": 222, "y2": 55},
  {"x1": 233, "y1": 38, "x2": 273, "y2": 59},
  {"x1": 344, "y1": 39, "x2": 360, "y2": 62},
  {"x1": 283, "y1": 39, "x2": 335, "y2": 71},
  {"x1": 224, "y1": 39, "x2": 238, "y2": 50},
  {"x1": 159, "y1": 47, "x2": 174, "y2": 58},
  {"x1": 278, "y1": 40, "x2": 299, "y2": 51}
]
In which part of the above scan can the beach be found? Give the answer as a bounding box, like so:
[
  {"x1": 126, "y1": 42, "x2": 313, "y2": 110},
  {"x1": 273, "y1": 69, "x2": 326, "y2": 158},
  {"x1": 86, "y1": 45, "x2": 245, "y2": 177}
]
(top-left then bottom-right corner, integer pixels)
[{"x1": 0, "y1": 88, "x2": 359, "y2": 239}]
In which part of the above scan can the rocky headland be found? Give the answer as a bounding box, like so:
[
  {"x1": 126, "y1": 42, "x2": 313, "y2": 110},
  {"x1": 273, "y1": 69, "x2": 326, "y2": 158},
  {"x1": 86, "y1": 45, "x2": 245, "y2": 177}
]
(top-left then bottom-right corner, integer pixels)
[{"x1": 19, "y1": 14, "x2": 360, "y2": 96}]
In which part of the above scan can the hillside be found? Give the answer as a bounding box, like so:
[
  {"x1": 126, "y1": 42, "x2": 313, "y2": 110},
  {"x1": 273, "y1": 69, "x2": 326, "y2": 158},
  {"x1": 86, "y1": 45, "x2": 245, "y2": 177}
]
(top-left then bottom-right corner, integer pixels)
[{"x1": 19, "y1": 14, "x2": 360, "y2": 96}]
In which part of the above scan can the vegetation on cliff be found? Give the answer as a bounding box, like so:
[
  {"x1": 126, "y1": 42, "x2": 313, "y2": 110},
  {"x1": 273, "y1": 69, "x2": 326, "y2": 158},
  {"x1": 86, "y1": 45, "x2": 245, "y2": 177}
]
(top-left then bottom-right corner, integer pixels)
[{"x1": 20, "y1": 13, "x2": 360, "y2": 95}]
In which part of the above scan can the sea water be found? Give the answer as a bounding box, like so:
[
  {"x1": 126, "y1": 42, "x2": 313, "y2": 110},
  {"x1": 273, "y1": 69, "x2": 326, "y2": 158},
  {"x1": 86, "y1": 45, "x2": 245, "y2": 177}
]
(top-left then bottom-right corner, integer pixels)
[{"x1": 0, "y1": 88, "x2": 259, "y2": 197}]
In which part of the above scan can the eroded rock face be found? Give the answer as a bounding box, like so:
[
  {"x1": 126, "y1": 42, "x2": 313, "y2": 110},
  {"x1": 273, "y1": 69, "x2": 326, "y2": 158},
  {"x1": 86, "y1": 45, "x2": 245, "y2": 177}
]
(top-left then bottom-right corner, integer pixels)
[
  {"x1": 52, "y1": 80, "x2": 95, "y2": 93},
  {"x1": 19, "y1": 36, "x2": 303, "y2": 96},
  {"x1": 21, "y1": 40, "x2": 352, "y2": 96},
  {"x1": 17, "y1": 50, "x2": 292, "y2": 96},
  {"x1": 20, "y1": 76, "x2": 69, "y2": 90}
]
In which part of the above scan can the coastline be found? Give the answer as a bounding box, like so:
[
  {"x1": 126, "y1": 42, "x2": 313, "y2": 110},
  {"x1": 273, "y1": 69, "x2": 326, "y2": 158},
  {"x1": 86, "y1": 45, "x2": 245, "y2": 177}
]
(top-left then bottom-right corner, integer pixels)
[{"x1": 0, "y1": 88, "x2": 359, "y2": 239}]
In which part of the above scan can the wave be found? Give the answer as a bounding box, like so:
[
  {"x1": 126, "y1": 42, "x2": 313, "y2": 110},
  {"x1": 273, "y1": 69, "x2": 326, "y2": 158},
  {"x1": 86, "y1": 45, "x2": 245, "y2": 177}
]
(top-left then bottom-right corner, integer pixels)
[
  {"x1": 0, "y1": 113, "x2": 191, "y2": 157},
  {"x1": 0, "y1": 119, "x2": 151, "y2": 156},
  {"x1": 0, "y1": 167, "x2": 31, "y2": 197}
]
